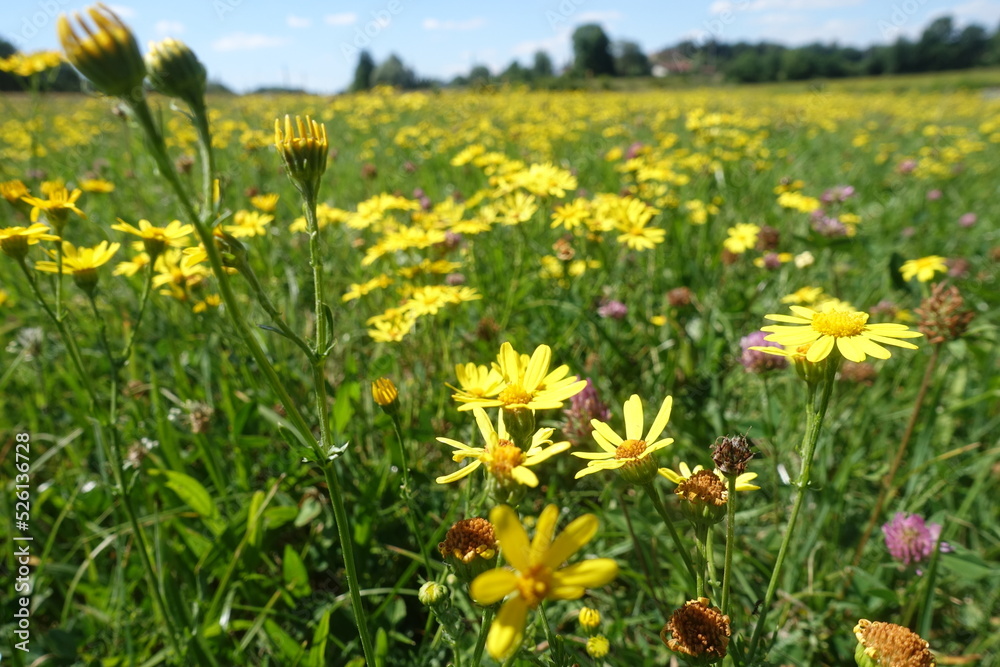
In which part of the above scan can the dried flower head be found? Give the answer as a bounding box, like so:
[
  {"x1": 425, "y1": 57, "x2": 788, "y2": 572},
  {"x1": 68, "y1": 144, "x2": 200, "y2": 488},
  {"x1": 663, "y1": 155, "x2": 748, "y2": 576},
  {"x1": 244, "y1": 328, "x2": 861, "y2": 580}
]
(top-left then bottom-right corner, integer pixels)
[
  {"x1": 661, "y1": 597, "x2": 731, "y2": 664},
  {"x1": 712, "y1": 434, "x2": 754, "y2": 476},
  {"x1": 675, "y1": 469, "x2": 729, "y2": 525},
  {"x1": 914, "y1": 283, "x2": 975, "y2": 344},
  {"x1": 853, "y1": 620, "x2": 935, "y2": 667},
  {"x1": 667, "y1": 286, "x2": 693, "y2": 308}
]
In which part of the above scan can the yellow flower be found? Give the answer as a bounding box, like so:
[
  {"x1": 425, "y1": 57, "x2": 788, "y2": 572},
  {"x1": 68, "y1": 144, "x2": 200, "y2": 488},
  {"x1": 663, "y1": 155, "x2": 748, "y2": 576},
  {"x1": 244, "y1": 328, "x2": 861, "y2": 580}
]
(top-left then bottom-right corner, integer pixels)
[
  {"x1": 113, "y1": 252, "x2": 151, "y2": 277},
  {"x1": 578, "y1": 607, "x2": 601, "y2": 631},
  {"x1": 57, "y1": 3, "x2": 146, "y2": 97},
  {"x1": 586, "y1": 635, "x2": 610, "y2": 659},
  {"x1": 111, "y1": 218, "x2": 194, "y2": 256},
  {"x1": 470, "y1": 505, "x2": 619, "y2": 660},
  {"x1": 0, "y1": 289, "x2": 10, "y2": 308},
  {"x1": 1, "y1": 224, "x2": 60, "y2": 260},
  {"x1": 761, "y1": 306, "x2": 922, "y2": 363},
  {"x1": 79, "y1": 178, "x2": 115, "y2": 193},
  {"x1": 900, "y1": 256, "x2": 947, "y2": 283},
  {"x1": 449, "y1": 362, "x2": 505, "y2": 402},
  {"x1": 274, "y1": 115, "x2": 328, "y2": 192},
  {"x1": 550, "y1": 198, "x2": 591, "y2": 230},
  {"x1": 452, "y1": 342, "x2": 587, "y2": 412},
  {"x1": 35, "y1": 240, "x2": 119, "y2": 274},
  {"x1": 20, "y1": 187, "x2": 86, "y2": 228},
  {"x1": 723, "y1": 223, "x2": 760, "y2": 254},
  {"x1": 225, "y1": 210, "x2": 273, "y2": 238},
  {"x1": 0, "y1": 180, "x2": 30, "y2": 204},
  {"x1": 371, "y1": 377, "x2": 399, "y2": 410},
  {"x1": 781, "y1": 286, "x2": 825, "y2": 305},
  {"x1": 435, "y1": 408, "x2": 569, "y2": 486},
  {"x1": 573, "y1": 394, "x2": 674, "y2": 483},
  {"x1": 250, "y1": 193, "x2": 280, "y2": 212},
  {"x1": 658, "y1": 462, "x2": 760, "y2": 492}
]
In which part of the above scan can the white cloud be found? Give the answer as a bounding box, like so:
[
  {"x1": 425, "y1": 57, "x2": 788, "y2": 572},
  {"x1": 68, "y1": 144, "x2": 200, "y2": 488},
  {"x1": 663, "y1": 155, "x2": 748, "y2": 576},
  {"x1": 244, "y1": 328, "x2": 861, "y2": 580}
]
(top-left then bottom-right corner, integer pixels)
[
  {"x1": 324, "y1": 13, "x2": 358, "y2": 26},
  {"x1": 107, "y1": 4, "x2": 136, "y2": 18},
  {"x1": 287, "y1": 15, "x2": 312, "y2": 29},
  {"x1": 512, "y1": 26, "x2": 573, "y2": 61},
  {"x1": 422, "y1": 17, "x2": 486, "y2": 30},
  {"x1": 748, "y1": 16, "x2": 867, "y2": 44},
  {"x1": 941, "y1": 0, "x2": 1000, "y2": 25},
  {"x1": 154, "y1": 20, "x2": 185, "y2": 36},
  {"x1": 711, "y1": 0, "x2": 861, "y2": 13},
  {"x1": 212, "y1": 33, "x2": 287, "y2": 52}
]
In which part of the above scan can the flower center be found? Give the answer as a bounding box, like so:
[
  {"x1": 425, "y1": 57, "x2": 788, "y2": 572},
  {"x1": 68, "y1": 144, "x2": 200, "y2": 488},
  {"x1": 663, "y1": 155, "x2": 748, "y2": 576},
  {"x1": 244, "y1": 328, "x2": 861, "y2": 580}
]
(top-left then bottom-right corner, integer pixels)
[
  {"x1": 811, "y1": 311, "x2": 868, "y2": 337},
  {"x1": 676, "y1": 470, "x2": 728, "y2": 506},
  {"x1": 488, "y1": 440, "x2": 526, "y2": 478},
  {"x1": 498, "y1": 383, "x2": 533, "y2": 406},
  {"x1": 517, "y1": 564, "x2": 553, "y2": 608},
  {"x1": 615, "y1": 439, "x2": 647, "y2": 460}
]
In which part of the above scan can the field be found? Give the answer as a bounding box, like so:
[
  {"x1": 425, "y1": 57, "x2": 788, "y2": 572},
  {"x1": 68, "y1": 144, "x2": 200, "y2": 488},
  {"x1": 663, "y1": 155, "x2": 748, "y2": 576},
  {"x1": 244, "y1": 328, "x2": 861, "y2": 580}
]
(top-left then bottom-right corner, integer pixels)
[{"x1": 2, "y1": 59, "x2": 999, "y2": 667}]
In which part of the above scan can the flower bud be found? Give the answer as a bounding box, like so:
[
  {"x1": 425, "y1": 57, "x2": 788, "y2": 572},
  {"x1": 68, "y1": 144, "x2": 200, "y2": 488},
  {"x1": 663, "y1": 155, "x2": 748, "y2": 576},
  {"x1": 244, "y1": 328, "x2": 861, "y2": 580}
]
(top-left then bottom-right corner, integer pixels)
[
  {"x1": 586, "y1": 635, "x2": 610, "y2": 659},
  {"x1": 145, "y1": 38, "x2": 207, "y2": 105},
  {"x1": 371, "y1": 377, "x2": 399, "y2": 414},
  {"x1": 418, "y1": 581, "x2": 449, "y2": 608},
  {"x1": 578, "y1": 607, "x2": 601, "y2": 632},
  {"x1": 274, "y1": 115, "x2": 328, "y2": 195},
  {"x1": 58, "y1": 4, "x2": 146, "y2": 97}
]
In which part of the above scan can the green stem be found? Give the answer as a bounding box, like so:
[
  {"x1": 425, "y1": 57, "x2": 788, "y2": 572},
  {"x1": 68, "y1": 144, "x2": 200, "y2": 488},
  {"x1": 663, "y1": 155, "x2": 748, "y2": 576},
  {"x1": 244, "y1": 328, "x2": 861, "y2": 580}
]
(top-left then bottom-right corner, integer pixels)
[
  {"x1": 645, "y1": 483, "x2": 699, "y2": 591},
  {"x1": 721, "y1": 474, "x2": 737, "y2": 617},
  {"x1": 239, "y1": 259, "x2": 316, "y2": 362},
  {"x1": 390, "y1": 413, "x2": 433, "y2": 578},
  {"x1": 16, "y1": 259, "x2": 97, "y2": 406},
  {"x1": 694, "y1": 524, "x2": 707, "y2": 598},
  {"x1": 746, "y1": 367, "x2": 836, "y2": 664},
  {"x1": 538, "y1": 602, "x2": 559, "y2": 663},
  {"x1": 120, "y1": 259, "x2": 156, "y2": 364},
  {"x1": 471, "y1": 606, "x2": 495, "y2": 666},
  {"x1": 302, "y1": 184, "x2": 376, "y2": 665},
  {"x1": 191, "y1": 97, "x2": 216, "y2": 219},
  {"x1": 125, "y1": 94, "x2": 314, "y2": 447},
  {"x1": 55, "y1": 241, "x2": 63, "y2": 320},
  {"x1": 88, "y1": 294, "x2": 184, "y2": 659}
]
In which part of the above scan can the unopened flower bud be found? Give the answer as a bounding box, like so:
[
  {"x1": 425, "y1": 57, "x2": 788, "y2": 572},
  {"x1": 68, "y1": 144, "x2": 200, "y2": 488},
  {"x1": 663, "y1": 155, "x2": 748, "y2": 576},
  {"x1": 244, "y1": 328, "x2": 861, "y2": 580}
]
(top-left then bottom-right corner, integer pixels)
[
  {"x1": 58, "y1": 4, "x2": 146, "y2": 97},
  {"x1": 145, "y1": 38, "x2": 207, "y2": 106},
  {"x1": 418, "y1": 581, "x2": 449, "y2": 607},
  {"x1": 372, "y1": 377, "x2": 399, "y2": 414}
]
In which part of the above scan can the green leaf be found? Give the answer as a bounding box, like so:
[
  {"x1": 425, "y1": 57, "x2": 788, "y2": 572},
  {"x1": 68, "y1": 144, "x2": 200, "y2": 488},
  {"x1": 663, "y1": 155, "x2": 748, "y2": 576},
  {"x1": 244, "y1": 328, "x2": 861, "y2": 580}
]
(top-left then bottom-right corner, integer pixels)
[
  {"x1": 306, "y1": 607, "x2": 332, "y2": 667},
  {"x1": 246, "y1": 490, "x2": 265, "y2": 547},
  {"x1": 942, "y1": 551, "x2": 998, "y2": 581},
  {"x1": 150, "y1": 469, "x2": 223, "y2": 534},
  {"x1": 264, "y1": 618, "x2": 305, "y2": 663},
  {"x1": 283, "y1": 544, "x2": 311, "y2": 597}
]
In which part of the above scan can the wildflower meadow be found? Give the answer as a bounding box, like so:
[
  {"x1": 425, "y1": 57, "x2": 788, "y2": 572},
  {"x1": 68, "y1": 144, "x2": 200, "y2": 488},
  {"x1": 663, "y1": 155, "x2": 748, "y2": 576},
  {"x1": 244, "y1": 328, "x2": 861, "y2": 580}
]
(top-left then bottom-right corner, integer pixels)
[{"x1": 1, "y1": 5, "x2": 998, "y2": 667}]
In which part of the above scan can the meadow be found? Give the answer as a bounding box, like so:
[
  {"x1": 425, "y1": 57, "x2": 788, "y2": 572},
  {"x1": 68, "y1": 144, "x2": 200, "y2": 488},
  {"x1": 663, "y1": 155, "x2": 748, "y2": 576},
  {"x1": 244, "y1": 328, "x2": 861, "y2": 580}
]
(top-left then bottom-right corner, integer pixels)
[{"x1": 1, "y1": 18, "x2": 999, "y2": 667}]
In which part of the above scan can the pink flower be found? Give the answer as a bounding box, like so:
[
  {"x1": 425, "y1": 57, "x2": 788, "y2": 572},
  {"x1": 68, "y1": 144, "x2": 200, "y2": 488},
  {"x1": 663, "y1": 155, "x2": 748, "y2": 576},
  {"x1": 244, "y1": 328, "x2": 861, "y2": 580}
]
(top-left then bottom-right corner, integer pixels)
[{"x1": 882, "y1": 512, "x2": 950, "y2": 572}]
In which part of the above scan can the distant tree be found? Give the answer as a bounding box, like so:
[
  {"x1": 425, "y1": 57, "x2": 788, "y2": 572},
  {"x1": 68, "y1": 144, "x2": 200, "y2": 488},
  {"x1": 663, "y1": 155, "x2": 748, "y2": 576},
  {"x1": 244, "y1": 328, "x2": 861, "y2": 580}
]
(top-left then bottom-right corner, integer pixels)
[
  {"x1": 613, "y1": 40, "x2": 651, "y2": 77},
  {"x1": 572, "y1": 24, "x2": 615, "y2": 76},
  {"x1": 954, "y1": 24, "x2": 988, "y2": 68},
  {"x1": 351, "y1": 50, "x2": 375, "y2": 92},
  {"x1": 468, "y1": 64, "x2": 492, "y2": 84},
  {"x1": 918, "y1": 16, "x2": 956, "y2": 70},
  {"x1": 532, "y1": 50, "x2": 554, "y2": 77},
  {"x1": 500, "y1": 60, "x2": 530, "y2": 83},
  {"x1": 372, "y1": 53, "x2": 416, "y2": 89}
]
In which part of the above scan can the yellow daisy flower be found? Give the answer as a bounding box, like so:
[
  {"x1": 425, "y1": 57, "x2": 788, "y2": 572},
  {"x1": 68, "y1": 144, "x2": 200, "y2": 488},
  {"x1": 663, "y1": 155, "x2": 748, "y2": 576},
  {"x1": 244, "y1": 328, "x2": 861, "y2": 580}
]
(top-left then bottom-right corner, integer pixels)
[
  {"x1": 470, "y1": 505, "x2": 619, "y2": 660},
  {"x1": 0, "y1": 180, "x2": 30, "y2": 204},
  {"x1": 573, "y1": 394, "x2": 674, "y2": 483},
  {"x1": 658, "y1": 462, "x2": 760, "y2": 491},
  {"x1": 111, "y1": 218, "x2": 194, "y2": 256},
  {"x1": 35, "y1": 240, "x2": 119, "y2": 274},
  {"x1": 79, "y1": 178, "x2": 115, "y2": 193},
  {"x1": 722, "y1": 223, "x2": 760, "y2": 254},
  {"x1": 760, "y1": 306, "x2": 922, "y2": 363},
  {"x1": 250, "y1": 193, "x2": 279, "y2": 212},
  {"x1": 453, "y1": 342, "x2": 588, "y2": 412},
  {"x1": 20, "y1": 187, "x2": 86, "y2": 227},
  {"x1": 1, "y1": 224, "x2": 60, "y2": 259},
  {"x1": 435, "y1": 407, "x2": 569, "y2": 486},
  {"x1": 900, "y1": 256, "x2": 947, "y2": 283}
]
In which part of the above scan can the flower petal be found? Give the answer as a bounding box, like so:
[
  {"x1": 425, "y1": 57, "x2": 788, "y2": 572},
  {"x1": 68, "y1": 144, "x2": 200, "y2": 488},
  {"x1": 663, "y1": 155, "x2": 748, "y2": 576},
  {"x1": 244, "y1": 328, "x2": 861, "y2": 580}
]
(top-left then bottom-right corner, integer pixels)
[
  {"x1": 590, "y1": 429, "x2": 618, "y2": 453},
  {"x1": 549, "y1": 558, "x2": 619, "y2": 589},
  {"x1": 543, "y1": 513, "x2": 598, "y2": 568},
  {"x1": 510, "y1": 465, "x2": 539, "y2": 487},
  {"x1": 524, "y1": 441, "x2": 570, "y2": 466},
  {"x1": 644, "y1": 395, "x2": 673, "y2": 444},
  {"x1": 788, "y1": 305, "x2": 818, "y2": 319},
  {"x1": 590, "y1": 419, "x2": 623, "y2": 447},
  {"x1": 658, "y1": 467, "x2": 684, "y2": 484},
  {"x1": 623, "y1": 394, "x2": 644, "y2": 441},
  {"x1": 806, "y1": 335, "x2": 835, "y2": 362},
  {"x1": 470, "y1": 568, "x2": 518, "y2": 605},
  {"x1": 491, "y1": 504, "x2": 531, "y2": 571},
  {"x1": 764, "y1": 313, "x2": 812, "y2": 324},
  {"x1": 641, "y1": 438, "x2": 674, "y2": 458},
  {"x1": 854, "y1": 336, "x2": 891, "y2": 360},
  {"x1": 523, "y1": 344, "x2": 552, "y2": 391},
  {"x1": 531, "y1": 505, "x2": 559, "y2": 562},
  {"x1": 571, "y1": 451, "x2": 615, "y2": 460},
  {"x1": 435, "y1": 460, "x2": 481, "y2": 484},
  {"x1": 486, "y1": 596, "x2": 529, "y2": 660},
  {"x1": 473, "y1": 407, "x2": 496, "y2": 444},
  {"x1": 836, "y1": 336, "x2": 866, "y2": 363}
]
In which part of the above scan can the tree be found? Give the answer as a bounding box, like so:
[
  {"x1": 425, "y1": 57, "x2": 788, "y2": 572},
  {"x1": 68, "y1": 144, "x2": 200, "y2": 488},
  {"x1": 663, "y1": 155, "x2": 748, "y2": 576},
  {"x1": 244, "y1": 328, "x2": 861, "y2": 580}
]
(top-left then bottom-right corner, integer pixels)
[
  {"x1": 571, "y1": 24, "x2": 615, "y2": 76},
  {"x1": 351, "y1": 50, "x2": 375, "y2": 92},
  {"x1": 532, "y1": 50, "x2": 554, "y2": 78},
  {"x1": 468, "y1": 64, "x2": 492, "y2": 85},
  {"x1": 371, "y1": 53, "x2": 416, "y2": 89},
  {"x1": 500, "y1": 61, "x2": 530, "y2": 83},
  {"x1": 613, "y1": 40, "x2": 651, "y2": 77}
]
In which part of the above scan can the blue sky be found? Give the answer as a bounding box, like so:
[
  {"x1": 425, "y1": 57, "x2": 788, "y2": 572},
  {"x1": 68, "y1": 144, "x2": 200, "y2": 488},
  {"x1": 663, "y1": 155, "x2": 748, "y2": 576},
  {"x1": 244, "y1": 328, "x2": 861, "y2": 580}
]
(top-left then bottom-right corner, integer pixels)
[{"x1": 4, "y1": 0, "x2": 999, "y2": 92}]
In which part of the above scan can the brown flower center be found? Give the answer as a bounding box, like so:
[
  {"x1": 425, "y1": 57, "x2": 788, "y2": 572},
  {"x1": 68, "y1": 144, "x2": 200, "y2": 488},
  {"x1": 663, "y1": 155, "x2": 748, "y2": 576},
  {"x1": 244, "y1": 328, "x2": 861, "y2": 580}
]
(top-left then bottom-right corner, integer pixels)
[
  {"x1": 615, "y1": 438, "x2": 647, "y2": 460},
  {"x1": 676, "y1": 470, "x2": 728, "y2": 506},
  {"x1": 854, "y1": 620, "x2": 935, "y2": 667},
  {"x1": 438, "y1": 517, "x2": 497, "y2": 562},
  {"x1": 661, "y1": 597, "x2": 731, "y2": 658}
]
